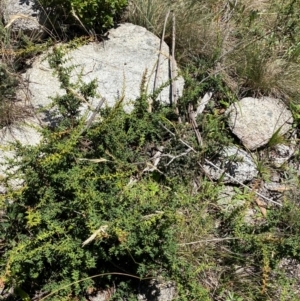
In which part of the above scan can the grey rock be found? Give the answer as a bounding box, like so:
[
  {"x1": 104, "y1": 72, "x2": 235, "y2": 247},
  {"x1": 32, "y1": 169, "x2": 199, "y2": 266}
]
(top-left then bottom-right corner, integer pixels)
[
  {"x1": 278, "y1": 257, "x2": 300, "y2": 279},
  {"x1": 87, "y1": 287, "x2": 115, "y2": 301},
  {"x1": 0, "y1": 118, "x2": 41, "y2": 147},
  {"x1": 86, "y1": 280, "x2": 176, "y2": 301},
  {"x1": 217, "y1": 185, "x2": 247, "y2": 210},
  {"x1": 1, "y1": 23, "x2": 184, "y2": 193},
  {"x1": 1, "y1": 0, "x2": 45, "y2": 39},
  {"x1": 269, "y1": 172, "x2": 281, "y2": 182},
  {"x1": 243, "y1": 207, "x2": 259, "y2": 225},
  {"x1": 226, "y1": 97, "x2": 293, "y2": 150},
  {"x1": 275, "y1": 258, "x2": 300, "y2": 298},
  {"x1": 264, "y1": 182, "x2": 292, "y2": 192},
  {"x1": 269, "y1": 143, "x2": 295, "y2": 167},
  {"x1": 0, "y1": 118, "x2": 41, "y2": 192},
  {"x1": 138, "y1": 280, "x2": 176, "y2": 301},
  {"x1": 19, "y1": 23, "x2": 184, "y2": 117},
  {"x1": 203, "y1": 146, "x2": 258, "y2": 183}
]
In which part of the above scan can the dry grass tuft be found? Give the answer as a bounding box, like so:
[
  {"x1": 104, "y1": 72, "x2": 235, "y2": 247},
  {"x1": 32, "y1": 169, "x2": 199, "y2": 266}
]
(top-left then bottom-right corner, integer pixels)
[
  {"x1": 125, "y1": 0, "x2": 226, "y2": 62},
  {"x1": 125, "y1": 0, "x2": 300, "y2": 100}
]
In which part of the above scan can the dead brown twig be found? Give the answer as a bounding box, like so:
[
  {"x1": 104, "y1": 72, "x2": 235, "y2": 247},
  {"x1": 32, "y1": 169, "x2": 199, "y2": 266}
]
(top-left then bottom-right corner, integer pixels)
[
  {"x1": 188, "y1": 92, "x2": 213, "y2": 147},
  {"x1": 188, "y1": 103, "x2": 203, "y2": 146},
  {"x1": 153, "y1": 10, "x2": 170, "y2": 92},
  {"x1": 171, "y1": 12, "x2": 180, "y2": 122},
  {"x1": 159, "y1": 121, "x2": 282, "y2": 207}
]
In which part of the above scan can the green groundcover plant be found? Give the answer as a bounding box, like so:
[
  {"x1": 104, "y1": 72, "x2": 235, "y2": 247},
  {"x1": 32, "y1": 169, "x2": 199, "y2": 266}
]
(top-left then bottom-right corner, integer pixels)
[
  {"x1": 1, "y1": 43, "x2": 299, "y2": 301},
  {"x1": 38, "y1": 0, "x2": 127, "y2": 32},
  {"x1": 0, "y1": 45, "x2": 212, "y2": 301}
]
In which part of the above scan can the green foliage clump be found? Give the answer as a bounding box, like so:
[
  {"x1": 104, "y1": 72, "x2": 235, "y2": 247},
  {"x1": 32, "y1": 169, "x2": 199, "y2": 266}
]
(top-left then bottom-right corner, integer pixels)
[
  {"x1": 0, "y1": 64, "x2": 20, "y2": 127},
  {"x1": 0, "y1": 45, "x2": 213, "y2": 300},
  {"x1": 39, "y1": 0, "x2": 128, "y2": 32},
  {"x1": 0, "y1": 64, "x2": 18, "y2": 102},
  {"x1": 0, "y1": 20, "x2": 52, "y2": 128},
  {"x1": 179, "y1": 59, "x2": 235, "y2": 155}
]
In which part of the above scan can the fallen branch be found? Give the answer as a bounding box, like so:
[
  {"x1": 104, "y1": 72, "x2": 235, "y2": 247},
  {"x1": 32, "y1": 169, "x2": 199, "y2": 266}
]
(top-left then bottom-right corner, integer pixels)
[
  {"x1": 161, "y1": 148, "x2": 192, "y2": 166},
  {"x1": 188, "y1": 103, "x2": 203, "y2": 146},
  {"x1": 159, "y1": 122, "x2": 282, "y2": 207},
  {"x1": 203, "y1": 160, "x2": 282, "y2": 207},
  {"x1": 159, "y1": 122, "x2": 197, "y2": 153}
]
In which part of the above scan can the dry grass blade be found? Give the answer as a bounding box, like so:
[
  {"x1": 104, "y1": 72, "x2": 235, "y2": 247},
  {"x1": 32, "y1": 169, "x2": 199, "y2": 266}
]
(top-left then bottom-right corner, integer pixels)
[
  {"x1": 178, "y1": 237, "x2": 240, "y2": 246},
  {"x1": 78, "y1": 158, "x2": 111, "y2": 163},
  {"x1": 189, "y1": 103, "x2": 203, "y2": 146},
  {"x1": 82, "y1": 225, "x2": 109, "y2": 246},
  {"x1": 71, "y1": 7, "x2": 90, "y2": 36},
  {"x1": 153, "y1": 9, "x2": 170, "y2": 93},
  {"x1": 39, "y1": 272, "x2": 152, "y2": 301},
  {"x1": 79, "y1": 97, "x2": 106, "y2": 135},
  {"x1": 5, "y1": 14, "x2": 40, "y2": 29}
]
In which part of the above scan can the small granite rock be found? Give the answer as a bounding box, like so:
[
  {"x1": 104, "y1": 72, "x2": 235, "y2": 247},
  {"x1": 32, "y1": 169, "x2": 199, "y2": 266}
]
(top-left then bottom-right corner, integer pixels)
[
  {"x1": 204, "y1": 146, "x2": 258, "y2": 183},
  {"x1": 264, "y1": 182, "x2": 292, "y2": 192},
  {"x1": 87, "y1": 287, "x2": 115, "y2": 301},
  {"x1": 275, "y1": 258, "x2": 300, "y2": 298},
  {"x1": 137, "y1": 280, "x2": 176, "y2": 301},
  {"x1": 217, "y1": 186, "x2": 261, "y2": 225},
  {"x1": 87, "y1": 280, "x2": 176, "y2": 301},
  {"x1": 269, "y1": 144, "x2": 295, "y2": 167},
  {"x1": 226, "y1": 97, "x2": 293, "y2": 150}
]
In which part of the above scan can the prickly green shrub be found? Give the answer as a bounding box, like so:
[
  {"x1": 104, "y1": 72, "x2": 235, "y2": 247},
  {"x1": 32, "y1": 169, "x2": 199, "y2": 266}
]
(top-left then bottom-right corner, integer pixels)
[
  {"x1": 0, "y1": 45, "x2": 212, "y2": 300},
  {"x1": 0, "y1": 64, "x2": 18, "y2": 102}
]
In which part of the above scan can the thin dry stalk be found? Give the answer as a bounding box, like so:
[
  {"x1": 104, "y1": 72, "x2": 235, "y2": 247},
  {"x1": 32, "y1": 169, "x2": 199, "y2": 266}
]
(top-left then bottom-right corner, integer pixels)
[
  {"x1": 4, "y1": 12, "x2": 57, "y2": 41},
  {"x1": 153, "y1": 10, "x2": 170, "y2": 93},
  {"x1": 71, "y1": 7, "x2": 90, "y2": 36},
  {"x1": 188, "y1": 103, "x2": 203, "y2": 146},
  {"x1": 171, "y1": 11, "x2": 180, "y2": 121},
  {"x1": 178, "y1": 237, "x2": 240, "y2": 246},
  {"x1": 79, "y1": 97, "x2": 106, "y2": 136}
]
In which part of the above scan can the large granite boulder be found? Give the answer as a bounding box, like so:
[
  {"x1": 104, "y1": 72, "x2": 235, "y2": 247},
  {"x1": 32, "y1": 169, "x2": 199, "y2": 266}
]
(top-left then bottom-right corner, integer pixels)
[
  {"x1": 18, "y1": 23, "x2": 184, "y2": 116},
  {"x1": 1, "y1": 23, "x2": 184, "y2": 186},
  {"x1": 226, "y1": 97, "x2": 293, "y2": 150},
  {"x1": 1, "y1": 0, "x2": 46, "y2": 39}
]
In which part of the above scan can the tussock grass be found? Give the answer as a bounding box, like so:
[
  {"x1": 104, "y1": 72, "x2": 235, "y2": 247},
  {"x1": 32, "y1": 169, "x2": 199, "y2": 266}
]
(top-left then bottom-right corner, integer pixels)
[
  {"x1": 0, "y1": 23, "x2": 23, "y2": 127},
  {"x1": 125, "y1": 0, "x2": 300, "y2": 100},
  {"x1": 126, "y1": 0, "x2": 225, "y2": 61}
]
